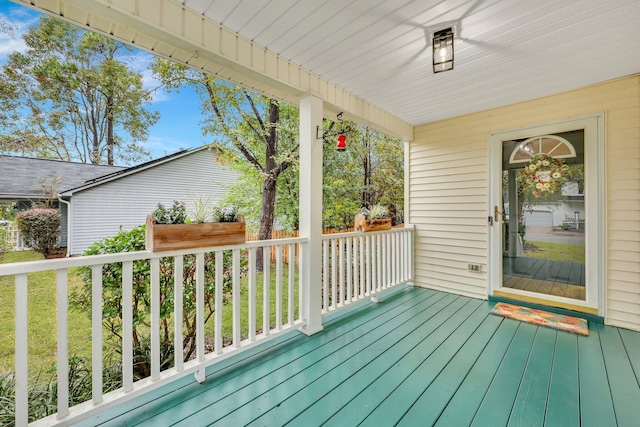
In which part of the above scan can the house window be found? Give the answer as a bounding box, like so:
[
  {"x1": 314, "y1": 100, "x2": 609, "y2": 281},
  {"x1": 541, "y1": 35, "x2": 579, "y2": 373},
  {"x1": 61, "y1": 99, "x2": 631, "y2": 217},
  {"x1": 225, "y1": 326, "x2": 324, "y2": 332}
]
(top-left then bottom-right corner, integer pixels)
[{"x1": 509, "y1": 135, "x2": 576, "y2": 164}]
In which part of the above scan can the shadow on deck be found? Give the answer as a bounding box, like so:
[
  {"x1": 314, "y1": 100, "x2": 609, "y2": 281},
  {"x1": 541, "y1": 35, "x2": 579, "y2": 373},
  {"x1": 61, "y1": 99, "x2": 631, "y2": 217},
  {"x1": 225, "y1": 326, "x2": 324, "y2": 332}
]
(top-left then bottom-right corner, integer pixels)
[{"x1": 80, "y1": 286, "x2": 640, "y2": 426}]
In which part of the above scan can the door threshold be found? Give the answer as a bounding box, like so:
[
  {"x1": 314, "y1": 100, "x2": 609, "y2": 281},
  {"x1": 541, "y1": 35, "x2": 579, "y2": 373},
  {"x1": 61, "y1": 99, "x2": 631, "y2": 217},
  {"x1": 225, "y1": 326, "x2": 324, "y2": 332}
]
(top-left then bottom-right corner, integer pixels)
[{"x1": 492, "y1": 289, "x2": 600, "y2": 319}]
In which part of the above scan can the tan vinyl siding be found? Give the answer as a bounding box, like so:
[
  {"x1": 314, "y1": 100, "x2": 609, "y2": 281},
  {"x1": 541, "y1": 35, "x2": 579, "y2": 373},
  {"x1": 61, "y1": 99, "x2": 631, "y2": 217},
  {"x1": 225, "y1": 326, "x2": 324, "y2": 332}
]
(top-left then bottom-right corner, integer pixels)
[
  {"x1": 410, "y1": 74, "x2": 640, "y2": 330},
  {"x1": 71, "y1": 150, "x2": 239, "y2": 254}
]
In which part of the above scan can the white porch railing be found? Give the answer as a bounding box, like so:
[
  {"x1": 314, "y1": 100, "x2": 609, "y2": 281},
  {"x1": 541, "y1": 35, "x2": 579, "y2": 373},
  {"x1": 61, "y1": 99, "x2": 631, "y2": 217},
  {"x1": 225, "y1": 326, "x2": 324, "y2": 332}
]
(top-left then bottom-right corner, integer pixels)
[
  {"x1": 1, "y1": 226, "x2": 414, "y2": 426},
  {"x1": 321, "y1": 226, "x2": 414, "y2": 314},
  {"x1": 0, "y1": 237, "x2": 307, "y2": 427}
]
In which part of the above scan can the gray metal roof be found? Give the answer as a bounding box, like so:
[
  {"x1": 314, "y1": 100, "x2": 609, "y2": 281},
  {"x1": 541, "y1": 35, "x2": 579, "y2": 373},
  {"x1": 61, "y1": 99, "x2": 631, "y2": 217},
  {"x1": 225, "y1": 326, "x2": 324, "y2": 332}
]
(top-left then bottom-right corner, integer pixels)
[{"x1": 0, "y1": 155, "x2": 126, "y2": 201}]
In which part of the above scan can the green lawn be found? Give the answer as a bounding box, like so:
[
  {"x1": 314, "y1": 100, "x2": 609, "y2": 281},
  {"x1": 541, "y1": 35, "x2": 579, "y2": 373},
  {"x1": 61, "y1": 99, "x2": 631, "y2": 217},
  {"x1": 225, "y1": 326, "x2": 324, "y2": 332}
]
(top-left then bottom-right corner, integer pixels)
[
  {"x1": 0, "y1": 251, "x2": 92, "y2": 375},
  {"x1": 524, "y1": 240, "x2": 585, "y2": 263},
  {"x1": 1, "y1": 251, "x2": 298, "y2": 375}
]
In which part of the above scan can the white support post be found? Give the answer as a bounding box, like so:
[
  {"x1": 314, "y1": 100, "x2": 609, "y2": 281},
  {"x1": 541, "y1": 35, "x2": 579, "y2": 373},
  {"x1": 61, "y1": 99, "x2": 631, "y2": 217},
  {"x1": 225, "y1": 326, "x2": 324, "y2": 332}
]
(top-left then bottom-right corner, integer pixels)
[{"x1": 299, "y1": 94, "x2": 324, "y2": 335}]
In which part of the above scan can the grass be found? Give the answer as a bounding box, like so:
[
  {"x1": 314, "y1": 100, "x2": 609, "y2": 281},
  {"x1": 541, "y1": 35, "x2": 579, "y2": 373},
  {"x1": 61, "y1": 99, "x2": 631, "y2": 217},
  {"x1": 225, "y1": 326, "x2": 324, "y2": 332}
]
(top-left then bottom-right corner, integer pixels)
[
  {"x1": 524, "y1": 240, "x2": 585, "y2": 263},
  {"x1": 214, "y1": 263, "x2": 300, "y2": 345},
  {"x1": 0, "y1": 251, "x2": 92, "y2": 375},
  {"x1": 1, "y1": 251, "x2": 299, "y2": 375}
]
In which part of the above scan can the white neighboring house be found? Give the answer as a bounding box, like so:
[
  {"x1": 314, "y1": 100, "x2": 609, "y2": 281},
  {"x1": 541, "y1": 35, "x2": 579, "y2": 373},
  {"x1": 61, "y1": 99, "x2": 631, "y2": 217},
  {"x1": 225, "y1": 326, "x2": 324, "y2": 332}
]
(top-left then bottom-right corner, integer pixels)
[
  {"x1": 0, "y1": 154, "x2": 126, "y2": 249},
  {"x1": 522, "y1": 181, "x2": 585, "y2": 229},
  {"x1": 60, "y1": 146, "x2": 240, "y2": 255}
]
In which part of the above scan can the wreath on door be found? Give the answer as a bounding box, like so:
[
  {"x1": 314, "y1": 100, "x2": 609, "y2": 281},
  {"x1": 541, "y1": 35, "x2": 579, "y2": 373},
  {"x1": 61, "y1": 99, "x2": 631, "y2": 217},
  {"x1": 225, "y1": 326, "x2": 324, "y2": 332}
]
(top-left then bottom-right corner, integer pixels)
[{"x1": 517, "y1": 153, "x2": 569, "y2": 199}]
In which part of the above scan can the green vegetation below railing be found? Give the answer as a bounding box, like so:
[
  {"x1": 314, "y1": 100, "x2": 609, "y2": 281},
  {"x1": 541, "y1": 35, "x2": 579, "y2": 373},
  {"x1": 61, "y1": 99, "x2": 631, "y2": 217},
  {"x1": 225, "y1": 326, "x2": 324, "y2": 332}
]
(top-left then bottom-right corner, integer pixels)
[{"x1": 0, "y1": 249, "x2": 298, "y2": 377}]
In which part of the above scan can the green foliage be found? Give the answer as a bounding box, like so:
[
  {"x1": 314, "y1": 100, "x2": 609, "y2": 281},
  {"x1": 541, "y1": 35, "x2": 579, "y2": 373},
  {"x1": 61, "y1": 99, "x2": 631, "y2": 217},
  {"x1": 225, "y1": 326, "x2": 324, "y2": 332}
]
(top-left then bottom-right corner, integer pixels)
[
  {"x1": 189, "y1": 195, "x2": 214, "y2": 223},
  {"x1": 151, "y1": 201, "x2": 187, "y2": 224},
  {"x1": 0, "y1": 203, "x2": 16, "y2": 221},
  {"x1": 323, "y1": 122, "x2": 404, "y2": 229},
  {"x1": 0, "y1": 17, "x2": 158, "y2": 164},
  {"x1": 15, "y1": 208, "x2": 60, "y2": 257},
  {"x1": 152, "y1": 58, "x2": 299, "y2": 244},
  {"x1": 359, "y1": 204, "x2": 389, "y2": 220},
  {"x1": 151, "y1": 59, "x2": 404, "y2": 233},
  {"x1": 0, "y1": 356, "x2": 122, "y2": 426},
  {"x1": 0, "y1": 230, "x2": 8, "y2": 262},
  {"x1": 212, "y1": 205, "x2": 240, "y2": 223},
  {"x1": 70, "y1": 226, "x2": 244, "y2": 378}
]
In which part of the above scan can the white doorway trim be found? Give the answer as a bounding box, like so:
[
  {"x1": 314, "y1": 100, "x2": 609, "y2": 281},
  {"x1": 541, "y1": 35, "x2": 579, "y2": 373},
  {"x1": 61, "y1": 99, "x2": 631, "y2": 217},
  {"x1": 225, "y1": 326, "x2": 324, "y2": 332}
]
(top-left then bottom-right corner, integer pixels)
[{"x1": 488, "y1": 114, "x2": 605, "y2": 315}]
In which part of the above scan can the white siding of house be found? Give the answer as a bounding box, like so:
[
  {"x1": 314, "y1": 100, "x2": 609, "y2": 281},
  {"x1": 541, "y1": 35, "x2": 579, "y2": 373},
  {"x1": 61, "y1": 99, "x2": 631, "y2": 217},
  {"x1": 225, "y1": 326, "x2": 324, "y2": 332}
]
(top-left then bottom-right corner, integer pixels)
[
  {"x1": 70, "y1": 149, "x2": 239, "y2": 254},
  {"x1": 410, "y1": 75, "x2": 640, "y2": 331}
]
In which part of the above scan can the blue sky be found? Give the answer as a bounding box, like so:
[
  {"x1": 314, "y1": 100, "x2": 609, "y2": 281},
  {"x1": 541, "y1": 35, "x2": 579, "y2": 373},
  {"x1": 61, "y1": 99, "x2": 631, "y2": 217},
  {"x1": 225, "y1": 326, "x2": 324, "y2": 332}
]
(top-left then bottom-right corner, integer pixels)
[{"x1": 0, "y1": 0, "x2": 206, "y2": 161}]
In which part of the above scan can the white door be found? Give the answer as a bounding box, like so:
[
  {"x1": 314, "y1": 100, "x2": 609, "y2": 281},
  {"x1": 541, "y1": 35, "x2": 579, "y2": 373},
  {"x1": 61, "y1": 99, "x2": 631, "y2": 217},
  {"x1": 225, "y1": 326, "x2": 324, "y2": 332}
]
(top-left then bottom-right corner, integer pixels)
[{"x1": 488, "y1": 115, "x2": 604, "y2": 315}]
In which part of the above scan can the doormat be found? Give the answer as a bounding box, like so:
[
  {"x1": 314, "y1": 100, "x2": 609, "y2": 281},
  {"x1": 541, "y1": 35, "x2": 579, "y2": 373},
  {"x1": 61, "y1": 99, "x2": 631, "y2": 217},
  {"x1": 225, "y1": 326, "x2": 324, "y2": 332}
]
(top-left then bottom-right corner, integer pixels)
[{"x1": 490, "y1": 302, "x2": 589, "y2": 336}]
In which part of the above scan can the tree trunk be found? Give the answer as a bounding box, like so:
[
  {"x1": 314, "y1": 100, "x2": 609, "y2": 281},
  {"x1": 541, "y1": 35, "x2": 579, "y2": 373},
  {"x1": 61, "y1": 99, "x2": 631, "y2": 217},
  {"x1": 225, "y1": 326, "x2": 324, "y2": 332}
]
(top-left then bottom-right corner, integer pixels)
[
  {"x1": 106, "y1": 97, "x2": 114, "y2": 165},
  {"x1": 256, "y1": 101, "x2": 280, "y2": 272}
]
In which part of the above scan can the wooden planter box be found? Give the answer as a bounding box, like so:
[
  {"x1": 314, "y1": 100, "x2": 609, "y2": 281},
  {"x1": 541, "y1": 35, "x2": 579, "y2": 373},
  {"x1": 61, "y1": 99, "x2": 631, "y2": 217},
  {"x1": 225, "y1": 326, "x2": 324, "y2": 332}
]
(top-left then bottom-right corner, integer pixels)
[
  {"x1": 145, "y1": 215, "x2": 245, "y2": 252},
  {"x1": 354, "y1": 214, "x2": 392, "y2": 232}
]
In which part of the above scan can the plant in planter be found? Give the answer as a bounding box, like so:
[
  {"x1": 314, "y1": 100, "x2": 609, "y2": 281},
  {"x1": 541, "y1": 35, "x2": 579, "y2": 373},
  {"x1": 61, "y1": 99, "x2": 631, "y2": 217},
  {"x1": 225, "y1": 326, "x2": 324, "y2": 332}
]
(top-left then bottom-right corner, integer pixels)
[
  {"x1": 354, "y1": 203, "x2": 392, "y2": 232},
  {"x1": 151, "y1": 200, "x2": 187, "y2": 224},
  {"x1": 146, "y1": 199, "x2": 245, "y2": 252}
]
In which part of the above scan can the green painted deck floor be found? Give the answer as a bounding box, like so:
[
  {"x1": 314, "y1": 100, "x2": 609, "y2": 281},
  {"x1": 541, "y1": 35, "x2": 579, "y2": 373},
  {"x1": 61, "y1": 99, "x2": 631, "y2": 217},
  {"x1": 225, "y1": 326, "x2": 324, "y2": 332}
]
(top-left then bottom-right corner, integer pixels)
[{"x1": 84, "y1": 287, "x2": 640, "y2": 427}]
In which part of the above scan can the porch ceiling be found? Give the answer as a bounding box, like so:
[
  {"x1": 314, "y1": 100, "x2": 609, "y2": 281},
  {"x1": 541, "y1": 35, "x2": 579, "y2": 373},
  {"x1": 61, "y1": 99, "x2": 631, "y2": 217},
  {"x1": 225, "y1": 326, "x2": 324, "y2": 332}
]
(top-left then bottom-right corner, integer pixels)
[
  {"x1": 22, "y1": 0, "x2": 640, "y2": 133},
  {"x1": 186, "y1": 0, "x2": 640, "y2": 126}
]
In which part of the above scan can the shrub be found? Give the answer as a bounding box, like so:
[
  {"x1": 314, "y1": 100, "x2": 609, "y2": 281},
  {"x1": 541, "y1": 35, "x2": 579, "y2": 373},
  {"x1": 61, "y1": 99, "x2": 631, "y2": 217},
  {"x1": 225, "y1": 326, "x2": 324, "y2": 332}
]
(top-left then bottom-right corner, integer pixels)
[
  {"x1": 70, "y1": 226, "x2": 245, "y2": 379},
  {"x1": 16, "y1": 208, "x2": 60, "y2": 257}
]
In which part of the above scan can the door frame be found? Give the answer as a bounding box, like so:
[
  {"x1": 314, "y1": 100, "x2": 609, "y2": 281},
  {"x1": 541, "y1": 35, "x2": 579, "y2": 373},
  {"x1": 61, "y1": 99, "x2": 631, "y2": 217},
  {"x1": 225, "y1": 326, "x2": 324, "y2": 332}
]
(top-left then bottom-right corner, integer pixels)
[{"x1": 488, "y1": 113, "x2": 605, "y2": 315}]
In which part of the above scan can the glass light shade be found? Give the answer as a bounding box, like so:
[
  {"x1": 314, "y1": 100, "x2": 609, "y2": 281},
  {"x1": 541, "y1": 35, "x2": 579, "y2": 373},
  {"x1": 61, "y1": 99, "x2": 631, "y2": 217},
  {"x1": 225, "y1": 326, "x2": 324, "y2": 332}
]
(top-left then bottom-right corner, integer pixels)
[{"x1": 433, "y1": 28, "x2": 454, "y2": 73}]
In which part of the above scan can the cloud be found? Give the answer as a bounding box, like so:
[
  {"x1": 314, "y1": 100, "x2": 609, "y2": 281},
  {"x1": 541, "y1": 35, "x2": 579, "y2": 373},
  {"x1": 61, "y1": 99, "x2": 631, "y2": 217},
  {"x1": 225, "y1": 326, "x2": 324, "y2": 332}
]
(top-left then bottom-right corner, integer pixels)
[
  {"x1": 0, "y1": 3, "x2": 40, "y2": 61},
  {"x1": 0, "y1": 34, "x2": 25, "y2": 57},
  {"x1": 120, "y1": 51, "x2": 171, "y2": 103}
]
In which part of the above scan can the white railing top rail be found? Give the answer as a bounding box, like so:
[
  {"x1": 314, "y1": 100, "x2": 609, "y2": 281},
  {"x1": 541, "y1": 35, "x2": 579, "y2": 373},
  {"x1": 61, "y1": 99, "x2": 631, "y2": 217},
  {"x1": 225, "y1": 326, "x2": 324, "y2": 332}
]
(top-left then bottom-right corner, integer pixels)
[
  {"x1": 321, "y1": 224, "x2": 414, "y2": 240},
  {"x1": 0, "y1": 236, "x2": 308, "y2": 276}
]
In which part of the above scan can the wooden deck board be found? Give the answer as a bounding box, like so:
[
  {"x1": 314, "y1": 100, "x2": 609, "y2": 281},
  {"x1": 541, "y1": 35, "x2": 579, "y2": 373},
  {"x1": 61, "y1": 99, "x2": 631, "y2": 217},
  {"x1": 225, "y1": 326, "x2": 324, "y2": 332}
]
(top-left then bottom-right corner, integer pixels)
[
  {"x1": 578, "y1": 324, "x2": 617, "y2": 427},
  {"x1": 597, "y1": 323, "x2": 640, "y2": 426},
  {"x1": 618, "y1": 328, "x2": 640, "y2": 385},
  {"x1": 140, "y1": 288, "x2": 451, "y2": 426},
  {"x1": 396, "y1": 313, "x2": 503, "y2": 426},
  {"x1": 545, "y1": 332, "x2": 580, "y2": 426},
  {"x1": 242, "y1": 295, "x2": 474, "y2": 426},
  {"x1": 507, "y1": 327, "x2": 556, "y2": 426},
  {"x1": 88, "y1": 287, "x2": 640, "y2": 427},
  {"x1": 470, "y1": 324, "x2": 537, "y2": 426},
  {"x1": 275, "y1": 298, "x2": 481, "y2": 427},
  {"x1": 433, "y1": 320, "x2": 519, "y2": 426},
  {"x1": 359, "y1": 300, "x2": 487, "y2": 426}
]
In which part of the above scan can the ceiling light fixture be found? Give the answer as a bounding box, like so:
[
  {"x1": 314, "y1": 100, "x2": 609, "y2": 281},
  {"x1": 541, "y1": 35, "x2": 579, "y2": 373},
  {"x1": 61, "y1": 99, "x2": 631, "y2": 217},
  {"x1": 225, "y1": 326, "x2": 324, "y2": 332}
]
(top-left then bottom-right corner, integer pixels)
[{"x1": 432, "y1": 28, "x2": 454, "y2": 73}]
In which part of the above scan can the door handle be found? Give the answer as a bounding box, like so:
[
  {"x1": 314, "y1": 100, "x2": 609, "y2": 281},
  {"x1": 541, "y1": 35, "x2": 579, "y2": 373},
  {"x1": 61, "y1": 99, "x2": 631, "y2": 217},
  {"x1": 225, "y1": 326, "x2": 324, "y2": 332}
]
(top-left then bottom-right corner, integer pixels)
[{"x1": 494, "y1": 205, "x2": 503, "y2": 223}]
